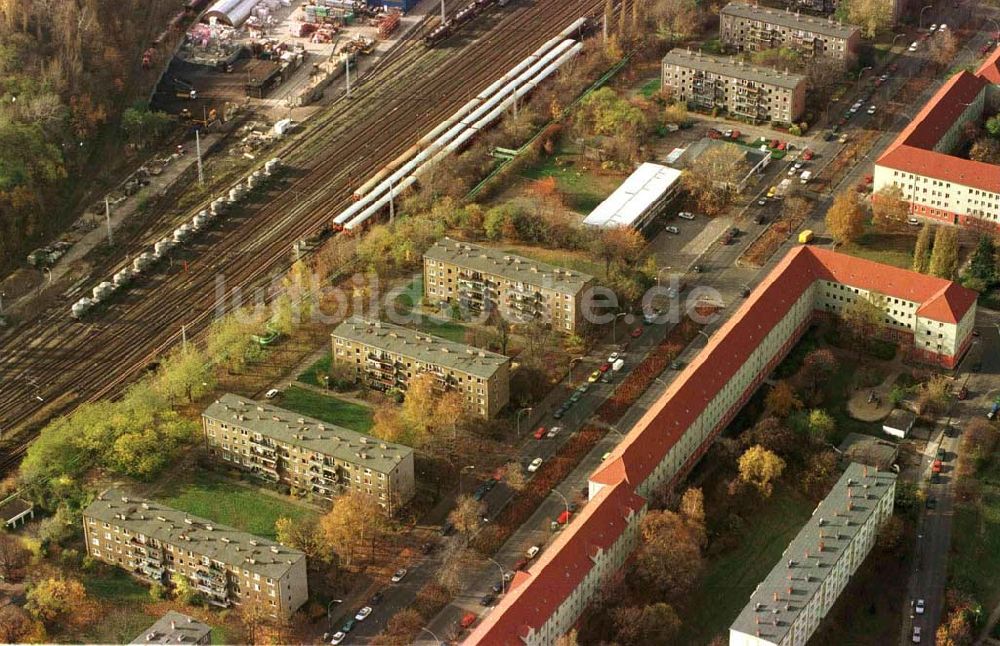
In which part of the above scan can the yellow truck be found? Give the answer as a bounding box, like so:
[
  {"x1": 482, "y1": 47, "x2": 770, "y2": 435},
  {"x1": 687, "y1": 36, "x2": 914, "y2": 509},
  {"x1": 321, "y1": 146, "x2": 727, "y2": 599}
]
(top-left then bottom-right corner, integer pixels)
[{"x1": 798, "y1": 229, "x2": 814, "y2": 244}]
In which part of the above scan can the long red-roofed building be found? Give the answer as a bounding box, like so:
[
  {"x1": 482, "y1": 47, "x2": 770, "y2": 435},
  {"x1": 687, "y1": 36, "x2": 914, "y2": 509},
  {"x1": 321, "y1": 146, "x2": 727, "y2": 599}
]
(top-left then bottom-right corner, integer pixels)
[
  {"x1": 466, "y1": 246, "x2": 975, "y2": 645},
  {"x1": 874, "y1": 47, "x2": 1000, "y2": 229}
]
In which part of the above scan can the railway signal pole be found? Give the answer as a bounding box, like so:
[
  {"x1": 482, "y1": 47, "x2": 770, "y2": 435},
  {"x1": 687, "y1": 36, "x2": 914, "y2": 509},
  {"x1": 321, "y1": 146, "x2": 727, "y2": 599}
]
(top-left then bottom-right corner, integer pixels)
[
  {"x1": 440, "y1": 0, "x2": 446, "y2": 22},
  {"x1": 345, "y1": 56, "x2": 352, "y2": 97},
  {"x1": 195, "y1": 130, "x2": 204, "y2": 186},
  {"x1": 104, "y1": 198, "x2": 113, "y2": 246}
]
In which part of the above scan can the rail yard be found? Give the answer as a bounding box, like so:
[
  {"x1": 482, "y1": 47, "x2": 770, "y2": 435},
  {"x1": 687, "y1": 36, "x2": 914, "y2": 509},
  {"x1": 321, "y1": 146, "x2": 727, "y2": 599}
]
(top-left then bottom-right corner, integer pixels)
[{"x1": 0, "y1": 0, "x2": 607, "y2": 472}]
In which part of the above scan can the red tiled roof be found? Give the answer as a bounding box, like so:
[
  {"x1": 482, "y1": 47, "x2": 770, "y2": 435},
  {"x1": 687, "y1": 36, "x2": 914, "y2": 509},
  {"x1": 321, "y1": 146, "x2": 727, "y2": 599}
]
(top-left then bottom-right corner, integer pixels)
[
  {"x1": 466, "y1": 481, "x2": 644, "y2": 645},
  {"x1": 468, "y1": 248, "x2": 976, "y2": 645},
  {"x1": 977, "y1": 46, "x2": 1000, "y2": 84},
  {"x1": 875, "y1": 65, "x2": 1000, "y2": 193}
]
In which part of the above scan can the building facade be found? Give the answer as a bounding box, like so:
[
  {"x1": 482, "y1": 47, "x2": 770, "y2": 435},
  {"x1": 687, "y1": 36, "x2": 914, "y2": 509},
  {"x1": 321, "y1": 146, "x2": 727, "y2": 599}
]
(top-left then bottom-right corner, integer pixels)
[
  {"x1": 331, "y1": 316, "x2": 510, "y2": 418},
  {"x1": 83, "y1": 489, "x2": 308, "y2": 617},
  {"x1": 423, "y1": 238, "x2": 595, "y2": 335},
  {"x1": 874, "y1": 49, "x2": 1000, "y2": 230},
  {"x1": 661, "y1": 49, "x2": 807, "y2": 124},
  {"x1": 131, "y1": 611, "x2": 211, "y2": 645},
  {"x1": 729, "y1": 464, "x2": 896, "y2": 646},
  {"x1": 719, "y1": 3, "x2": 861, "y2": 65},
  {"x1": 468, "y1": 247, "x2": 974, "y2": 645},
  {"x1": 202, "y1": 394, "x2": 415, "y2": 513},
  {"x1": 583, "y1": 163, "x2": 682, "y2": 231}
]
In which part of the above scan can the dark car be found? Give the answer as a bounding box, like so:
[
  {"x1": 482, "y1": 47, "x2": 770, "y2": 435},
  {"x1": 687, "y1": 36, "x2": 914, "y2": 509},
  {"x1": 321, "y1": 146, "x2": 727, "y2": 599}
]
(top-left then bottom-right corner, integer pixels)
[
  {"x1": 441, "y1": 522, "x2": 455, "y2": 536},
  {"x1": 421, "y1": 541, "x2": 435, "y2": 554},
  {"x1": 740, "y1": 286, "x2": 752, "y2": 297},
  {"x1": 491, "y1": 581, "x2": 504, "y2": 594},
  {"x1": 341, "y1": 619, "x2": 357, "y2": 633},
  {"x1": 670, "y1": 360, "x2": 684, "y2": 370},
  {"x1": 692, "y1": 264, "x2": 703, "y2": 273},
  {"x1": 480, "y1": 593, "x2": 496, "y2": 606},
  {"x1": 370, "y1": 591, "x2": 384, "y2": 605},
  {"x1": 937, "y1": 448, "x2": 946, "y2": 460},
  {"x1": 926, "y1": 497, "x2": 937, "y2": 509}
]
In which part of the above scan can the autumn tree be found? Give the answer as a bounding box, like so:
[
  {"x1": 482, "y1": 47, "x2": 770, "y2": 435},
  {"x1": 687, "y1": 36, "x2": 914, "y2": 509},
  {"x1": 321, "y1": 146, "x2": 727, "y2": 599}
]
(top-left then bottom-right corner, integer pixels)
[
  {"x1": 765, "y1": 380, "x2": 802, "y2": 417},
  {"x1": 928, "y1": 31, "x2": 959, "y2": 68},
  {"x1": 681, "y1": 143, "x2": 749, "y2": 215},
  {"x1": 275, "y1": 516, "x2": 328, "y2": 560},
  {"x1": 240, "y1": 598, "x2": 277, "y2": 646},
  {"x1": 663, "y1": 101, "x2": 688, "y2": 126},
  {"x1": 840, "y1": 0, "x2": 892, "y2": 37},
  {"x1": 26, "y1": 577, "x2": 92, "y2": 627},
  {"x1": 320, "y1": 489, "x2": 389, "y2": 567},
  {"x1": 969, "y1": 137, "x2": 1000, "y2": 164},
  {"x1": 614, "y1": 603, "x2": 682, "y2": 645},
  {"x1": 841, "y1": 292, "x2": 886, "y2": 349},
  {"x1": 877, "y1": 515, "x2": 905, "y2": 552},
  {"x1": 151, "y1": 345, "x2": 216, "y2": 404},
  {"x1": 171, "y1": 571, "x2": 197, "y2": 604},
  {"x1": 381, "y1": 608, "x2": 423, "y2": 645},
  {"x1": 801, "y1": 450, "x2": 839, "y2": 499},
  {"x1": 825, "y1": 191, "x2": 866, "y2": 243},
  {"x1": 928, "y1": 226, "x2": 959, "y2": 278},
  {"x1": 449, "y1": 495, "x2": 487, "y2": 543},
  {"x1": 577, "y1": 87, "x2": 647, "y2": 139},
  {"x1": 504, "y1": 461, "x2": 528, "y2": 492},
  {"x1": 592, "y1": 225, "x2": 646, "y2": 275},
  {"x1": 913, "y1": 223, "x2": 934, "y2": 273},
  {"x1": 436, "y1": 543, "x2": 475, "y2": 593},
  {"x1": 648, "y1": 0, "x2": 702, "y2": 42},
  {"x1": 916, "y1": 374, "x2": 951, "y2": 416},
  {"x1": 0, "y1": 605, "x2": 45, "y2": 643},
  {"x1": 634, "y1": 507, "x2": 703, "y2": 600},
  {"x1": 800, "y1": 348, "x2": 837, "y2": 396},
  {"x1": 0, "y1": 533, "x2": 31, "y2": 581},
  {"x1": 738, "y1": 445, "x2": 786, "y2": 497},
  {"x1": 807, "y1": 409, "x2": 836, "y2": 442},
  {"x1": 679, "y1": 487, "x2": 707, "y2": 548},
  {"x1": 871, "y1": 185, "x2": 910, "y2": 232}
]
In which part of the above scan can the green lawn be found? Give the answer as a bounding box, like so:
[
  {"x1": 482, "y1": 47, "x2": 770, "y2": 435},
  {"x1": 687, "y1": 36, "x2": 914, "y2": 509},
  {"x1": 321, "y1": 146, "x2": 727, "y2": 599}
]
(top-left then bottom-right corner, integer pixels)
[
  {"x1": 297, "y1": 352, "x2": 332, "y2": 387},
  {"x1": 519, "y1": 151, "x2": 620, "y2": 213},
  {"x1": 950, "y1": 457, "x2": 1000, "y2": 608},
  {"x1": 639, "y1": 78, "x2": 661, "y2": 98},
  {"x1": 280, "y1": 386, "x2": 374, "y2": 433},
  {"x1": 841, "y1": 231, "x2": 915, "y2": 269},
  {"x1": 391, "y1": 275, "x2": 470, "y2": 343},
  {"x1": 679, "y1": 485, "x2": 815, "y2": 645},
  {"x1": 77, "y1": 568, "x2": 159, "y2": 644},
  {"x1": 155, "y1": 470, "x2": 316, "y2": 539}
]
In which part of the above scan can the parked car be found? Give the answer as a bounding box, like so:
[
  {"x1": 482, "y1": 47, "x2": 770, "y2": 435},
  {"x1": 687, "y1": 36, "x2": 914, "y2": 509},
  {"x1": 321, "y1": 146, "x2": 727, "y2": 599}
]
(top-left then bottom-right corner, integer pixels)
[
  {"x1": 546, "y1": 426, "x2": 562, "y2": 438},
  {"x1": 526, "y1": 545, "x2": 540, "y2": 559},
  {"x1": 665, "y1": 225, "x2": 680, "y2": 234},
  {"x1": 802, "y1": 148, "x2": 814, "y2": 160},
  {"x1": 602, "y1": 451, "x2": 612, "y2": 461},
  {"x1": 912, "y1": 626, "x2": 921, "y2": 643},
  {"x1": 939, "y1": 23, "x2": 947, "y2": 30},
  {"x1": 421, "y1": 541, "x2": 435, "y2": 554},
  {"x1": 354, "y1": 607, "x2": 372, "y2": 622},
  {"x1": 677, "y1": 211, "x2": 695, "y2": 220},
  {"x1": 331, "y1": 631, "x2": 347, "y2": 645},
  {"x1": 932, "y1": 459, "x2": 943, "y2": 473},
  {"x1": 553, "y1": 405, "x2": 567, "y2": 419},
  {"x1": 480, "y1": 593, "x2": 496, "y2": 606},
  {"x1": 915, "y1": 599, "x2": 925, "y2": 614},
  {"x1": 533, "y1": 426, "x2": 546, "y2": 440},
  {"x1": 926, "y1": 497, "x2": 937, "y2": 509},
  {"x1": 341, "y1": 619, "x2": 357, "y2": 633},
  {"x1": 528, "y1": 457, "x2": 543, "y2": 473},
  {"x1": 670, "y1": 360, "x2": 684, "y2": 370},
  {"x1": 867, "y1": 105, "x2": 877, "y2": 115},
  {"x1": 608, "y1": 352, "x2": 621, "y2": 363},
  {"x1": 587, "y1": 370, "x2": 601, "y2": 383},
  {"x1": 928, "y1": 23, "x2": 937, "y2": 32},
  {"x1": 492, "y1": 581, "x2": 504, "y2": 594},
  {"x1": 599, "y1": 362, "x2": 612, "y2": 373},
  {"x1": 757, "y1": 197, "x2": 768, "y2": 206},
  {"x1": 390, "y1": 568, "x2": 408, "y2": 583},
  {"x1": 630, "y1": 327, "x2": 643, "y2": 338},
  {"x1": 937, "y1": 447, "x2": 947, "y2": 460},
  {"x1": 370, "y1": 591, "x2": 384, "y2": 605},
  {"x1": 909, "y1": 41, "x2": 919, "y2": 51},
  {"x1": 265, "y1": 388, "x2": 280, "y2": 399}
]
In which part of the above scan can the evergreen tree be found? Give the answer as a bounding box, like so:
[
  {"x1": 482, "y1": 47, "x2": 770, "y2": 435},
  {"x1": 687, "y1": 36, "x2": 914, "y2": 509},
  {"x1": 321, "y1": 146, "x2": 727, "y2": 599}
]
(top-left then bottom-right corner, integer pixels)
[
  {"x1": 928, "y1": 226, "x2": 959, "y2": 279},
  {"x1": 912, "y1": 223, "x2": 933, "y2": 273}
]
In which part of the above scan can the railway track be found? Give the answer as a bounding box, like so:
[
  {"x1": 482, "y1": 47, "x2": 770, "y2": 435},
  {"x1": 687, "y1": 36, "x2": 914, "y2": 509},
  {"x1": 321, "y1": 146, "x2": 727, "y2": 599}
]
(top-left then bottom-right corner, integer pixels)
[{"x1": 0, "y1": 0, "x2": 607, "y2": 474}]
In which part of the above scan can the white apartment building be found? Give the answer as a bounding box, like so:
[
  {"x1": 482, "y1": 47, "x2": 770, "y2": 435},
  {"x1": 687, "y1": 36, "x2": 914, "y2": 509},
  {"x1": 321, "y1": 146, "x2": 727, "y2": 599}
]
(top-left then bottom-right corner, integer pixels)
[{"x1": 729, "y1": 463, "x2": 897, "y2": 646}]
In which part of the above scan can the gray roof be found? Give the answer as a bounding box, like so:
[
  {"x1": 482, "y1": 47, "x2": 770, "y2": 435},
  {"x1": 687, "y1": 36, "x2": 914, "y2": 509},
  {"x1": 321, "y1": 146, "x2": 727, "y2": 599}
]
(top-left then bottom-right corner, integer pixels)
[
  {"x1": 131, "y1": 611, "x2": 211, "y2": 644},
  {"x1": 423, "y1": 237, "x2": 595, "y2": 296},
  {"x1": 838, "y1": 433, "x2": 899, "y2": 471},
  {"x1": 85, "y1": 488, "x2": 305, "y2": 580},
  {"x1": 883, "y1": 408, "x2": 917, "y2": 431},
  {"x1": 332, "y1": 316, "x2": 510, "y2": 380},
  {"x1": 721, "y1": 2, "x2": 860, "y2": 40},
  {"x1": 204, "y1": 393, "x2": 413, "y2": 474},
  {"x1": 662, "y1": 49, "x2": 807, "y2": 90},
  {"x1": 730, "y1": 463, "x2": 896, "y2": 642}
]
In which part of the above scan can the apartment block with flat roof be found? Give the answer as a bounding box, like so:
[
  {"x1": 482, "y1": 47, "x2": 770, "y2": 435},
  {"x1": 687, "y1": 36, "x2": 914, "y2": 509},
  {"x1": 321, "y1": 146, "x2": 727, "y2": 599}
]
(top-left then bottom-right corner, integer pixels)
[
  {"x1": 729, "y1": 463, "x2": 896, "y2": 646},
  {"x1": 131, "y1": 611, "x2": 211, "y2": 645},
  {"x1": 422, "y1": 237, "x2": 596, "y2": 334},
  {"x1": 661, "y1": 49, "x2": 807, "y2": 124},
  {"x1": 202, "y1": 393, "x2": 415, "y2": 513},
  {"x1": 331, "y1": 316, "x2": 511, "y2": 418},
  {"x1": 83, "y1": 489, "x2": 308, "y2": 618},
  {"x1": 719, "y1": 3, "x2": 861, "y2": 65}
]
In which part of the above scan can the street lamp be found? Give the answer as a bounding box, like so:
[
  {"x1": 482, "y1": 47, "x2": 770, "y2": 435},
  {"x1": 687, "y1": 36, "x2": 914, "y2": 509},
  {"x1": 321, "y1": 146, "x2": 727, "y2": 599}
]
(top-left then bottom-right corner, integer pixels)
[
  {"x1": 919, "y1": 4, "x2": 933, "y2": 29},
  {"x1": 552, "y1": 488, "x2": 570, "y2": 519},
  {"x1": 458, "y1": 465, "x2": 476, "y2": 497},
  {"x1": 326, "y1": 599, "x2": 343, "y2": 630},
  {"x1": 516, "y1": 407, "x2": 532, "y2": 438},
  {"x1": 421, "y1": 626, "x2": 443, "y2": 645},
  {"x1": 611, "y1": 311, "x2": 628, "y2": 345},
  {"x1": 891, "y1": 33, "x2": 907, "y2": 49},
  {"x1": 856, "y1": 66, "x2": 873, "y2": 85},
  {"x1": 568, "y1": 356, "x2": 585, "y2": 382},
  {"x1": 486, "y1": 556, "x2": 507, "y2": 595}
]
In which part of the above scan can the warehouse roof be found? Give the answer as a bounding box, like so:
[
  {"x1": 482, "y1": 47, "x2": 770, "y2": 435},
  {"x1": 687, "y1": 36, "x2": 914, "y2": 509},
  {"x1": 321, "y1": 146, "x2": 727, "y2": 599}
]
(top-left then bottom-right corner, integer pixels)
[
  {"x1": 203, "y1": 393, "x2": 412, "y2": 474},
  {"x1": 131, "y1": 612, "x2": 211, "y2": 644},
  {"x1": 424, "y1": 238, "x2": 594, "y2": 296},
  {"x1": 85, "y1": 489, "x2": 305, "y2": 580},
  {"x1": 721, "y1": 2, "x2": 860, "y2": 39},
  {"x1": 583, "y1": 163, "x2": 682, "y2": 229},
  {"x1": 332, "y1": 316, "x2": 510, "y2": 380},
  {"x1": 730, "y1": 463, "x2": 896, "y2": 642},
  {"x1": 662, "y1": 49, "x2": 807, "y2": 90}
]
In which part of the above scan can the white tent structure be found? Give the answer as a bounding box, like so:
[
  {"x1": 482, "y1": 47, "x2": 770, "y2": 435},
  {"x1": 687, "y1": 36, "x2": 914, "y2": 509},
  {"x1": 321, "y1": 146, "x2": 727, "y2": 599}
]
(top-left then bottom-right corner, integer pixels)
[{"x1": 203, "y1": 0, "x2": 257, "y2": 26}]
